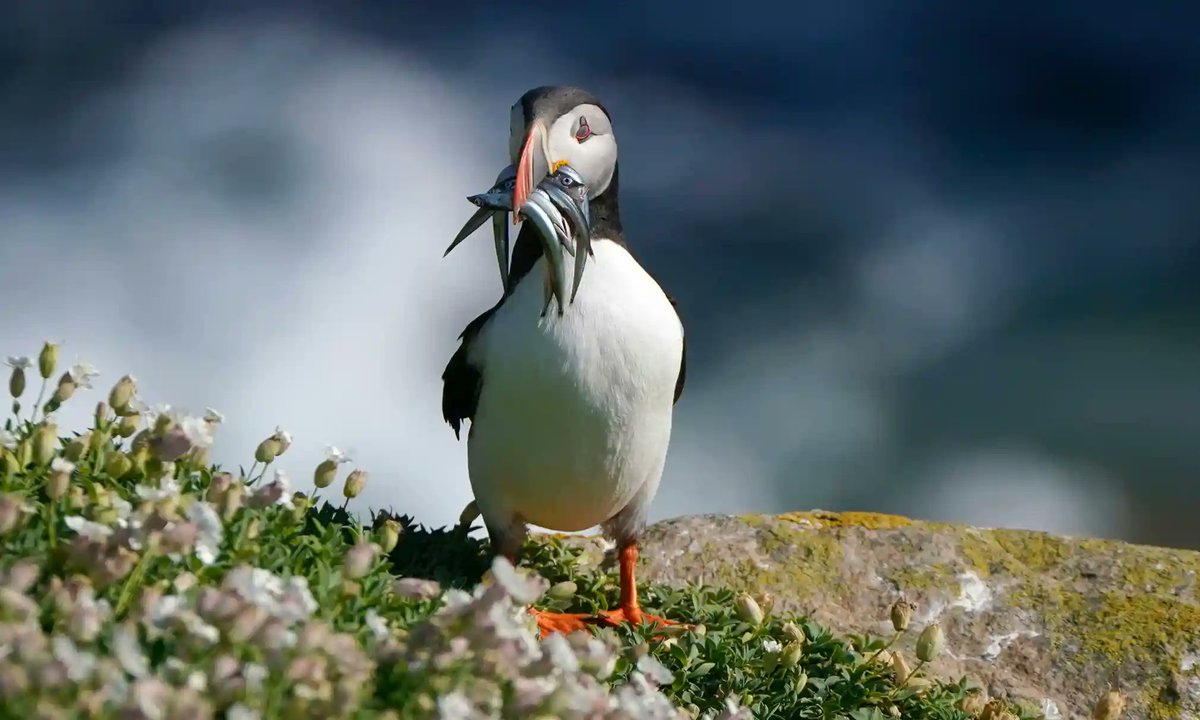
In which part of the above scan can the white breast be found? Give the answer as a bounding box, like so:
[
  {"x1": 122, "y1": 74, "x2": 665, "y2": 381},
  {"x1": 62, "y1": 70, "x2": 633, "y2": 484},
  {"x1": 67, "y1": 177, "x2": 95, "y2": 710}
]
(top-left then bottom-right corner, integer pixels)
[{"x1": 467, "y1": 240, "x2": 683, "y2": 532}]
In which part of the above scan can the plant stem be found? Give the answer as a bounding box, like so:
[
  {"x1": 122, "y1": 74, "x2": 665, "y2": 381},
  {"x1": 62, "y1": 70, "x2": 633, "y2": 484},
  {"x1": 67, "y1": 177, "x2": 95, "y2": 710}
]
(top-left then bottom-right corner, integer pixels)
[
  {"x1": 866, "y1": 631, "x2": 901, "y2": 664},
  {"x1": 31, "y1": 379, "x2": 47, "y2": 422},
  {"x1": 115, "y1": 549, "x2": 156, "y2": 618},
  {"x1": 46, "y1": 501, "x2": 57, "y2": 547}
]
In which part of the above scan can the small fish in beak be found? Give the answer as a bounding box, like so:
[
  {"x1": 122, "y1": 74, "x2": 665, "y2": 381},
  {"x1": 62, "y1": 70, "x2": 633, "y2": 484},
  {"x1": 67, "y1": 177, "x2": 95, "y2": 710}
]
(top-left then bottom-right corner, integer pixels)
[
  {"x1": 515, "y1": 164, "x2": 594, "y2": 315},
  {"x1": 537, "y1": 165, "x2": 592, "y2": 303},
  {"x1": 444, "y1": 164, "x2": 517, "y2": 292},
  {"x1": 518, "y1": 191, "x2": 571, "y2": 317}
]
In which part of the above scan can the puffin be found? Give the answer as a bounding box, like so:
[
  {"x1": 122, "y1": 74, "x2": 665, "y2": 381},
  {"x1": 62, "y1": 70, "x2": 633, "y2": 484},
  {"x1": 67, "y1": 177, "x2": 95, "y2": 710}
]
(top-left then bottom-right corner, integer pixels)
[{"x1": 441, "y1": 85, "x2": 687, "y2": 635}]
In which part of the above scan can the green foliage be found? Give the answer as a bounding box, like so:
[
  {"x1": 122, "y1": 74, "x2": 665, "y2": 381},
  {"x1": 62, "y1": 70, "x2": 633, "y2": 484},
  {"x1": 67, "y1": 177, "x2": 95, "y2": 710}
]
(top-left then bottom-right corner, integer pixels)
[{"x1": 0, "y1": 351, "x2": 1039, "y2": 719}]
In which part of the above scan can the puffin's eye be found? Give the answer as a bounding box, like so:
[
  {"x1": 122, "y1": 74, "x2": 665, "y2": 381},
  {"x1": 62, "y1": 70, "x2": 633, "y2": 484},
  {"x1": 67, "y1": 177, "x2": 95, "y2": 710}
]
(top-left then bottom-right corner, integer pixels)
[{"x1": 574, "y1": 116, "x2": 592, "y2": 142}]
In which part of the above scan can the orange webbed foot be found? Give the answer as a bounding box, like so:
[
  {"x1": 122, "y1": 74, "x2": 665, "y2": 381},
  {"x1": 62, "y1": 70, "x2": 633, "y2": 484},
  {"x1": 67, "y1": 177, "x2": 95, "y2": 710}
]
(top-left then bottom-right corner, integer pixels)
[
  {"x1": 594, "y1": 607, "x2": 693, "y2": 640},
  {"x1": 528, "y1": 606, "x2": 691, "y2": 638},
  {"x1": 528, "y1": 608, "x2": 596, "y2": 637}
]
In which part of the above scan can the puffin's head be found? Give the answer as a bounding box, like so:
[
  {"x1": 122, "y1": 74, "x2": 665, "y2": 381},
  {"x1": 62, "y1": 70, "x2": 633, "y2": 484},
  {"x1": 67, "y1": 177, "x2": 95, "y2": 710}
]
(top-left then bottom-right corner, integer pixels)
[{"x1": 509, "y1": 86, "x2": 617, "y2": 215}]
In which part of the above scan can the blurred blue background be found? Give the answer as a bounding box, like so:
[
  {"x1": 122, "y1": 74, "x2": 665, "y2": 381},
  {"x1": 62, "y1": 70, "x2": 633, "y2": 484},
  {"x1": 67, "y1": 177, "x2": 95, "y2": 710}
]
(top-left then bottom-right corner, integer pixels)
[{"x1": 1, "y1": 1, "x2": 1197, "y2": 548}]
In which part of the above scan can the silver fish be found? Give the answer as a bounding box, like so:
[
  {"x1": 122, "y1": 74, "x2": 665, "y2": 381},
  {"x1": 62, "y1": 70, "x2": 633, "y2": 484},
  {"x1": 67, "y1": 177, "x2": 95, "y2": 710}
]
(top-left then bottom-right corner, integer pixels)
[
  {"x1": 537, "y1": 165, "x2": 591, "y2": 302},
  {"x1": 444, "y1": 164, "x2": 517, "y2": 293},
  {"x1": 519, "y1": 190, "x2": 570, "y2": 316}
]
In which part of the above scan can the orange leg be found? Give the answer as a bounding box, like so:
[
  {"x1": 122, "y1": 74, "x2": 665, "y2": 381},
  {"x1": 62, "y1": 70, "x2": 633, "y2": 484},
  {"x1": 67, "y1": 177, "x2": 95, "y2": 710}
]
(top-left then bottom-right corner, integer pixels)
[{"x1": 527, "y1": 543, "x2": 687, "y2": 637}]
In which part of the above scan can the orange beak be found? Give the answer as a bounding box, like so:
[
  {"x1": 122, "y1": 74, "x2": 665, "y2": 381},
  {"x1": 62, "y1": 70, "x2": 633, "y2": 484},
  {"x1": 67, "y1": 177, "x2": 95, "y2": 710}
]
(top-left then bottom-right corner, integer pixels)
[{"x1": 513, "y1": 121, "x2": 549, "y2": 223}]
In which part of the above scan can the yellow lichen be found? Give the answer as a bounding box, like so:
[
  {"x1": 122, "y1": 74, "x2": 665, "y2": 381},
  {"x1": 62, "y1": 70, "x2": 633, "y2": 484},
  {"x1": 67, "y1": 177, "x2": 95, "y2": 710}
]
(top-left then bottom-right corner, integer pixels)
[{"x1": 772, "y1": 510, "x2": 916, "y2": 531}]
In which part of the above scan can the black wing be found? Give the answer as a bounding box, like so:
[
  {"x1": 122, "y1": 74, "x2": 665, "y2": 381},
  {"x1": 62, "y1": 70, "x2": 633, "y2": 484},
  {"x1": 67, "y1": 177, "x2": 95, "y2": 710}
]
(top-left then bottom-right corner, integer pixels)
[{"x1": 441, "y1": 225, "x2": 546, "y2": 439}]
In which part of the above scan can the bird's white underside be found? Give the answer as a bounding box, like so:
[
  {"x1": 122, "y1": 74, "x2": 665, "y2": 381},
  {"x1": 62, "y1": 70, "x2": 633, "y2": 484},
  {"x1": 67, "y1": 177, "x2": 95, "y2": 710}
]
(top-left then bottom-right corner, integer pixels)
[{"x1": 467, "y1": 239, "x2": 683, "y2": 534}]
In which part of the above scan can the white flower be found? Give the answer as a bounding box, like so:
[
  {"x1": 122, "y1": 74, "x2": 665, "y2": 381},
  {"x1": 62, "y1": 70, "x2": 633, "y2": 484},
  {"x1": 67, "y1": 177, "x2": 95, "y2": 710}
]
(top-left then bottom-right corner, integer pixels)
[
  {"x1": 489, "y1": 556, "x2": 546, "y2": 604},
  {"x1": 52, "y1": 635, "x2": 97, "y2": 682},
  {"x1": 65, "y1": 515, "x2": 114, "y2": 539},
  {"x1": 543, "y1": 632, "x2": 580, "y2": 673},
  {"x1": 180, "y1": 612, "x2": 220, "y2": 644},
  {"x1": 226, "y1": 703, "x2": 260, "y2": 720},
  {"x1": 203, "y1": 407, "x2": 225, "y2": 424},
  {"x1": 364, "y1": 609, "x2": 390, "y2": 641},
  {"x1": 50, "y1": 457, "x2": 76, "y2": 474},
  {"x1": 180, "y1": 414, "x2": 215, "y2": 449},
  {"x1": 323, "y1": 445, "x2": 352, "y2": 464},
  {"x1": 435, "y1": 690, "x2": 475, "y2": 720},
  {"x1": 223, "y1": 566, "x2": 317, "y2": 624},
  {"x1": 274, "y1": 426, "x2": 292, "y2": 445},
  {"x1": 68, "y1": 361, "x2": 100, "y2": 389},
  {"x1": 636, "y1": 654, "x2": 675, "y2": 686},
  {"x1": 185, "y1": 671, "x2": 207, "y2": 691},
  {"x1": 135, "y1": 476, "x2": 181, "y2": 502},
  {"x1": 5, "y1": 356, "x2": 31, "y2": 369},
  {"x1": 0, "y1": 429, "x2": 18, "y2": 450},
  {"x1": 254, "y1": 468, "x2": 294, "y2": 508},
  {"x1": 186, "y1": 500, "x2": 223, "y2": 566},
  {"x1": 243, "y1": 663, "x2": 267, "y2": 692},
  {"x1": 112, "y1": 623, "x2": 148, "y2": 678},
  {"x1": 762, "y1": 638, "x2": 782, "y2": 654}
]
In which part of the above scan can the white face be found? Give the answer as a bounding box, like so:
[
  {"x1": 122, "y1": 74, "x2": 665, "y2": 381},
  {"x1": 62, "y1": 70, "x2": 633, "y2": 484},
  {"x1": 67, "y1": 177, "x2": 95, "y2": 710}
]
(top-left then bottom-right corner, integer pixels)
[{"x1": 509, "y1": 102, "x2": 618, "y2": 199}]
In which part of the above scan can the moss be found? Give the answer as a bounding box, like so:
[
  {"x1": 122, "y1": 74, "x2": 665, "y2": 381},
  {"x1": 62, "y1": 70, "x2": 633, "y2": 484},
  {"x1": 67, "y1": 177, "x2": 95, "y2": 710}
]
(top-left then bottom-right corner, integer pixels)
[
  {"x1": 708, "y1": 515, "x2": 850, "y2": 605},
  {"x1": 771, "y1": 510, "x2": 916, "y2": 531}
]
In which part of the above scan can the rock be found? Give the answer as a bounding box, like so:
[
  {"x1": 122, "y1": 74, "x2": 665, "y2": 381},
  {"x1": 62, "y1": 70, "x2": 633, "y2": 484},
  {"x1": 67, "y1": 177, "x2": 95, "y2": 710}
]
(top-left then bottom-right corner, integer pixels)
[{"x1": 555, "y1": 511, "x2": 1200, "y2": 720}]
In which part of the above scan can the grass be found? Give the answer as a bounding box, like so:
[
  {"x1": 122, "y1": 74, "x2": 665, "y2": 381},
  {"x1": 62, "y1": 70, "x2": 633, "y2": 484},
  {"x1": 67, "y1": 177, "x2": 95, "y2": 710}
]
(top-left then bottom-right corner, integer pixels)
[{"x1": 0, "y1": 344, "x2": 1045, "y2": 719}]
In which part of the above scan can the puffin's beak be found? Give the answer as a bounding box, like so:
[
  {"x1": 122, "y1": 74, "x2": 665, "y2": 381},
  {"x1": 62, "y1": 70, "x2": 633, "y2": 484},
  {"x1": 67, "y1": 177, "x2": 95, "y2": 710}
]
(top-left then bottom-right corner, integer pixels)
[{"x1": 513, "y1": 121, "x2": 549, "y2": 223}]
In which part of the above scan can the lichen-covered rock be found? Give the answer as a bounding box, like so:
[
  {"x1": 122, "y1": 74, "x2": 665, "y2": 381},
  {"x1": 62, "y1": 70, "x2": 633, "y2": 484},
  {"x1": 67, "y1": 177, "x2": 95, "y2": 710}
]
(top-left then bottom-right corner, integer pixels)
[{"x1": 556, "y1": 511, "x2": 1200, "y2": 720}]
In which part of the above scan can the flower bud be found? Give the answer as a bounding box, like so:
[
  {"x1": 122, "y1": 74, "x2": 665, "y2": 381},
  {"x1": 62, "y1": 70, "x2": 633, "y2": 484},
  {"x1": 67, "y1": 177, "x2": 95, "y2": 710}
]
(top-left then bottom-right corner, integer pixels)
[
  {"x1": 104, "y1": 452, "x2": 133, "y2": 479},
  {"x1": 8, "y1": 366, "x2": 26, "y2": 398},
  {"x1": 38, "y1": 342, "x2": 59, "y2": 380},
  {"x1": 734, "y1": 592, "x2": 764, "y2": 626},
  {"x1": 343, "y1": 469, "x2": 367, "y2": 499},
  {"x1": 152, "y1": 413, "x2": 173, "y2": 436},
  {"x1": 273, "y1": 427, "x2": 292, "y2": 455},
  {"x1": 458, "y1": 500, "x2": 480, "y2": 528},
  {"x1": 915, "y1": 622, "x2": 944, "y2": 662},
  {"x1": 131, "y1": 429, "x2": 151, "y2": 452},
  {"x1": 782, "y1": 621, "x2": 806, "y2": 644},
  {"x1": 50, "y1": 371, "x2": 76, "y2": 406},
  {"x1": 188, "y1": 445, "x2": 211, "y2": 468},
  {"x1": 891, "y1": 651, "x2": 912, "y2": 683},
  {"x1": 959, "y1": 687, "x2": 988, "y2": 716},
  {"x1": 16, "y1": 439, "x2": 32, "y2": 467},
  {"x1": 290, "y1": 493, "x2": 312, "y2": 523},
  {"x1": 1092, "y1": 690, "x2": 1125, "y2": 720},
  {"x1": 344, "y1": 541, "x2": 377, "y2": 580},
  {"x1": 88, "y1": 429, "x2": 109, "y2": 455},
  {"x1": 546, "y1": 580, "x2": 578, "y2": 600},
  {"x1": 108, "y1": 375, "x2": 136, "y2": 414},
  {"x1": 115, "y1": 414, "x2": 140, "y2": 438},
  {"x1": 782, "y1": 641, "x2": 804, "y2": 668},
  {"x1": 313, "y1": 459, "x2": 338, "y2": 489},
  {"x1": 0, "y1": 494, "x2": 24, "y2": 535},
  {"x1": 64, "y1": 434, "x2": 88, "y2": 463},
  {"x1": 94, "y1": 401, "x2": 110, "y2": 427},
  {"x1": 32, "y1": 423, "x2": 58, "y2": 466},
  {"x1": 1, "y1": 449, "x2": 19, "y2": 476},
  {"x1": 254, "y1": 436, "x2": 281, "y2": 464},
  {"x1": 47, "y1": 458, "x2": 73, "y2": 500},
  {"x1": 890, "y1": 599, "x2": 914, "y2": 632},
  {"x1": 378, "y1": 519, "x2": 401, "y2": 554}
]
